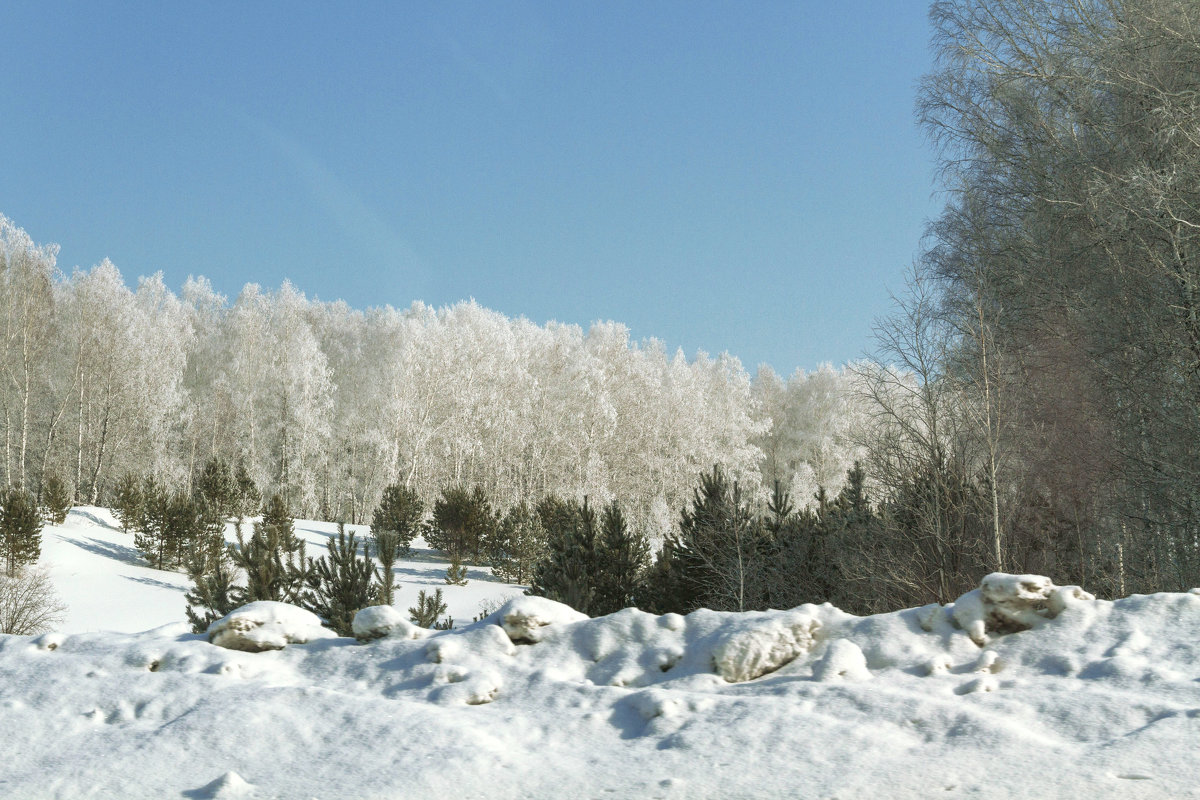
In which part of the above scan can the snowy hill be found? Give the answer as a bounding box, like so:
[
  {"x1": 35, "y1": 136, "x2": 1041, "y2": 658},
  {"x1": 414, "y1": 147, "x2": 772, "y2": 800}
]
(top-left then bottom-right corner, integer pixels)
[
  {"x1": 42, "y1": 507, "x2": 523, "y2": 634},
  {"x1": 3, "y1": 509, "x2": 1199, "y2": 798}
]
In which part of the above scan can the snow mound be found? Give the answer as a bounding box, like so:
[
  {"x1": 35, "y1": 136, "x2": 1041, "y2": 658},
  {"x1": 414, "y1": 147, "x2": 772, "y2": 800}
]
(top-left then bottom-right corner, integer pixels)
[
  {"x1": 186, "y1": 771, "x2": 255, "y2": 799},
  {"x1": 493, "y1": 595, "x2": 588, "y2": 643},
  {"x1": 812, "y1": 638, "x2": 871, "y2": 681},
  {"x1": 951, "y1": 573, "x2": 1094, "y2": 646},
  {"x1": 207, "y1": 602, "x2": 337, "y2": 652},
  {"x1": 711, "y1": 609, "x2": 820, "y2": 682},
  {"x1": 352, "y1": 605, "x2": 426, "y2": 642}
]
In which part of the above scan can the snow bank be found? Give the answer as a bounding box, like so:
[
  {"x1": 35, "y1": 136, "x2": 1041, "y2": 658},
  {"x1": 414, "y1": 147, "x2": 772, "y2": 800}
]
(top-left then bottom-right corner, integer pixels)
[
  {"x1": 207, "y1": 602, "x2": 337, "y2": 652},
  {"x1": 7, "y1": 557, "x2": 1200, "y2": 798}
]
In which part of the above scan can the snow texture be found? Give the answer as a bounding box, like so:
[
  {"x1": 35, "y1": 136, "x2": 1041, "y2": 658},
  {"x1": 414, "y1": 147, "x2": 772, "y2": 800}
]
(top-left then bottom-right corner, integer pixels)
[{"x1": 207, "y1": 602, "x2": 337, "y2": 652}]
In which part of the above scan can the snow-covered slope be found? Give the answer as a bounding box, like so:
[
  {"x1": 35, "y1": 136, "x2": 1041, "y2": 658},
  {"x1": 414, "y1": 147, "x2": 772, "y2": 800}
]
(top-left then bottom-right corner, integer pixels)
[
  {"x1": 41, "y1": 507, "x2": 523, "y2": 634},
  {"x1": 5, "y1": 510, "x2": 1199, "y2": 799}
]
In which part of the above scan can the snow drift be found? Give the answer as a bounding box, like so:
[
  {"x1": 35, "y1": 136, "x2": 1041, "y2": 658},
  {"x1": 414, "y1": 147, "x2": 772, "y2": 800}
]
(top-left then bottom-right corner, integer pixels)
[{"x1": 3, "y1": 572, "x2": 1199, "y2": 798}]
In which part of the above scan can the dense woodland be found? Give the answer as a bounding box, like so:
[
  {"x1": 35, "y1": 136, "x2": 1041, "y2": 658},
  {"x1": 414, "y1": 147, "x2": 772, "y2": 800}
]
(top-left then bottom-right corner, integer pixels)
[{"x1": 3, "y1": 0, "x2": 1199, "y2": 623}]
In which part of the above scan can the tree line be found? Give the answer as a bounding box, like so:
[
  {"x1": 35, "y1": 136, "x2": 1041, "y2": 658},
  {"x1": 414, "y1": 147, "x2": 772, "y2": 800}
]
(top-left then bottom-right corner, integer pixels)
[{"x1": 0, "y1": 215, "x2": 867, "y2": 543}]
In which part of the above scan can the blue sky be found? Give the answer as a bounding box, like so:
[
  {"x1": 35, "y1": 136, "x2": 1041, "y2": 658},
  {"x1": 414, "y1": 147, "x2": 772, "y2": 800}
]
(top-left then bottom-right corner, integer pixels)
[{"x1": 1, "y1": 2, "x2": 939, "y2": 374}]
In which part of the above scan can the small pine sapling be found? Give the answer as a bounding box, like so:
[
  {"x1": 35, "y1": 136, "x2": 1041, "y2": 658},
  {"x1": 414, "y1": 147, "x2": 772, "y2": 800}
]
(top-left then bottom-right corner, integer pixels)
[
  {"x1": 445, "y1": 550, "x2": 469, "y2": 586},
  {"x1": 409, "y1": 588, "x2": 448, "y2": 628},
  {"x1": 371, "y1": 526, "x2": 400, "y2": 606}
]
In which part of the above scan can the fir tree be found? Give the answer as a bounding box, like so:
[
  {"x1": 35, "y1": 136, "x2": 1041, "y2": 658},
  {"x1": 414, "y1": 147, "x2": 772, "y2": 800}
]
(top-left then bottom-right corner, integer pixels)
[
  {"x1": 1, "y1": 487, "x2": 43, "y2": 576},
  {"x1": 112, "y1": 473, "x2": 144, "y2": 533},
  {"x1": 409, "y1": 587, "x2": 448, "y2": 628},
  {"x1": 41, "y1": 474, "x2": 71, "y2": 525},
  {"x1": 592, "y1": 500, "x2": 650, "y2": 615},
  {"x1": 304, "y1": 524, "x2": 375, "y2": 636}
]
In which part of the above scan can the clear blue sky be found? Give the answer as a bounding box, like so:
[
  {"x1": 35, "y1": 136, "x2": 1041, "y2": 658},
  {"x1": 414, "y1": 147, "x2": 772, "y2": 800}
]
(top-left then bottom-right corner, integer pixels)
[{"x1": 1, "y1": 2, "x2": 939, "y2": 374}]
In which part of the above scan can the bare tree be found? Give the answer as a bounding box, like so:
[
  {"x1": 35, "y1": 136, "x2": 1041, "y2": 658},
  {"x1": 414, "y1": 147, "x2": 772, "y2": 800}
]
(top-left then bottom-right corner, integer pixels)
[{"x1": 0, "y1": 567, "x2": 66, "y2": 635}]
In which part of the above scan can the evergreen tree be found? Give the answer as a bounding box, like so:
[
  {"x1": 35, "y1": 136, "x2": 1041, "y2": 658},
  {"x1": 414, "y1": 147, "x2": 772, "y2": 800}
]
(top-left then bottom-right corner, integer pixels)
[
  {"x1": 41, "y1": 474, "x2": 71, "y2": 525},
  {"x1": 137, "y1": 489, "x2": 205, "y2": 572},
  {"x1": 445, "y1": 550, "x2": 468, "y2": 585},
  {"x1": 371, "y1": 527, "x2": 400, "y2": 606},
  {"x1": 489, "y1": 501, "x2": 547, "y2": 584},
  {"x1": 1, "y1": 487, "x2": 43, "y2": 576},
  {"x1": 648, "y1": 466, "x2": 766, "y2": 614},
  {"x1": 409, "y1": 587, "x2": 448, "y2": 628},
  {"x1": 304, "y1": 524, "x2": 375, "y2": 636},
  {"x1": 528, "y1": 496, "x2": 599, "y2": 614},
  {"x1": 228, "y1": 494, "x2": 308, "y2": 603},
  {"x1": 429, "y1": 485, "x2": 496, "y2": 562},
  {"x1": 592, "y1": 500, "x2": 650, "y2": 615},
  {"x1": 184, "y1": 548, "x2": 238, "y2": 633},
  {"x1": 232, "y1": 459, "x2": 261, "y2": 520},
  {"x1": 370, "y1": 483, "x2": 423, "y2": 557},
  {"x1": 112, "y1": 473, "x2": 144, "y2": 533},
  {"x1": 195, "y1": 456, "x2": 235, "y2": 518}
]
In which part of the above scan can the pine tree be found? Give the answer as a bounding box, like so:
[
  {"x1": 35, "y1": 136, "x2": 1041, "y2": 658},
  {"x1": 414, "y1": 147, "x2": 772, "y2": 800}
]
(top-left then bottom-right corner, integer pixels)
[
  {"x1": 371, "y1": 527, "x2": 400, "y2": 606},
  {"x1": 429, "y1": 485, "x2": 496, "y2": 563},
  {"x1": 592, "y1": 500, "x2": 650, "y2": 615},
  {"x1": 370, "y1": 483, "x2": 423, "y2": 557},
  {"x1": 304, "y1": 524, "x2": 375, "y2": 636},
  {"x1": 408, "y1": 587, "x2": 448, "y2": 628},
  {"x1": 195, "y1": 457, "x2": 235, "y2": 518},
  {"x1": 232, "y1": 459, "x2": 261, "y2": 520},
  {"x1": 445, "y1": 551, "x2": 468, "y2": 585},
  {"x1": 137, "y1": 490, "x2": 205, "y2": 572},
  {"x1": 528, "y1": 496, "x2": 599, "y2": 615},
  {"x1": 489, "y1": 501, "x2": 547, "y2": 584},
  {"x1": 1, "y1": 487, "x2": 43, "y2": 576},
  {"x1": 184, "y1": 549, "x2": 238, "y2": 633},
  {"x1": 41, "y1": 474, "x2": 71, "y2": 525},
  {"x1": 112, "y1": 473, "x2": 144, "y2": 533},
  {"x1": 648, "y1": 466, "x2": 766, "y2": 614},
  {"x1": 228, "y1": 494, "x2": 309, "y2": 603}
]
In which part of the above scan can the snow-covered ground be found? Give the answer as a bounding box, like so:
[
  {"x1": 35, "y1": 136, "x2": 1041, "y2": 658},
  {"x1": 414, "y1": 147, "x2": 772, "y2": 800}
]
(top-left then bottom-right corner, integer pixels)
[{"x1": 2, "y1": 509, "x2": 1198, "y2": 799}]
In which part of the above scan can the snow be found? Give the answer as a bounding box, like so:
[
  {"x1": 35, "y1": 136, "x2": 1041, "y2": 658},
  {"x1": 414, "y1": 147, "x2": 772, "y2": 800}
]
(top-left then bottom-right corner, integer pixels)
[
  {"x1": 4, "y1": 510, "x2": 1200, "y2": 797},
  {"x1": 207, "y1": 602, "x2": 336, "y2": 652},
  {"x1": 351, "y1": 604, "x2": 426, "y2": 641}
]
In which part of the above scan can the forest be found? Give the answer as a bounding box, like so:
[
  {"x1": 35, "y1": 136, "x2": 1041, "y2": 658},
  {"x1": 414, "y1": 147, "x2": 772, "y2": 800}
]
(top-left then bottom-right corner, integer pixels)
[{"x1": 3, "y1": 0, "x2": 1199, "y2": 619}]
